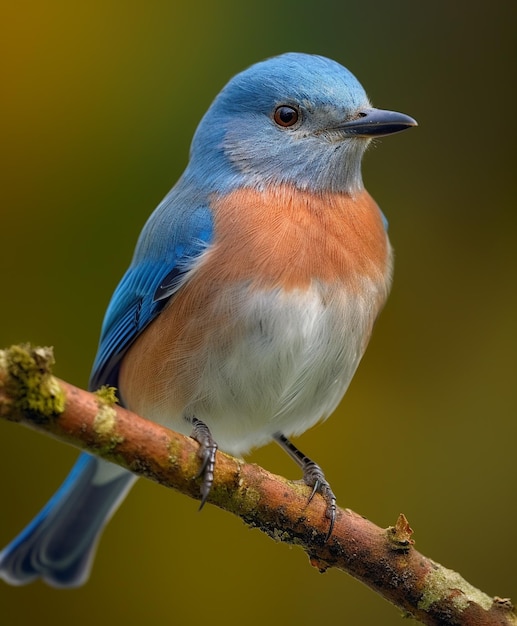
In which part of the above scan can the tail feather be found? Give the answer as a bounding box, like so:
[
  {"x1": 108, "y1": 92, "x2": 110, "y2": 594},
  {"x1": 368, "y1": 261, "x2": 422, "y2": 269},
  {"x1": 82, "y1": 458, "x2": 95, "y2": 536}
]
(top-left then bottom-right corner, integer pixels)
[{"x1": 0, "y1": 453, "x2": 136, "y2": 587}]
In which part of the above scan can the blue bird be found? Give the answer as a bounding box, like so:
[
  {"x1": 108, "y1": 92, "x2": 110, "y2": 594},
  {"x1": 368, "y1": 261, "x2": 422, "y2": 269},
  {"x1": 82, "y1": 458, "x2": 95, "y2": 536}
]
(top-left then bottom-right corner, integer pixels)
[{"x1": 0, "y1": 53, "x2": 416, "y2": 587}]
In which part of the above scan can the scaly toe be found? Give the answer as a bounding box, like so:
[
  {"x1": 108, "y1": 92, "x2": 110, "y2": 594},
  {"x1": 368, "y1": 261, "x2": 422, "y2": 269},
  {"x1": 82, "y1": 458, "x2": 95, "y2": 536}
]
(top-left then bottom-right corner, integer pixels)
[{"x1": 190, "y1": 417, "x2": 218, "y2": 510}]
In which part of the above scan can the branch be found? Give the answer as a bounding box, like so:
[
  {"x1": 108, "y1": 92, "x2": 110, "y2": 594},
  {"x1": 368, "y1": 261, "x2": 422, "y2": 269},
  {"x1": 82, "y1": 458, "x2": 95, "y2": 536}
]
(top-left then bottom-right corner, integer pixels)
[{"x1": 0, "y1": 344, "x2": 514, "y2": 625}]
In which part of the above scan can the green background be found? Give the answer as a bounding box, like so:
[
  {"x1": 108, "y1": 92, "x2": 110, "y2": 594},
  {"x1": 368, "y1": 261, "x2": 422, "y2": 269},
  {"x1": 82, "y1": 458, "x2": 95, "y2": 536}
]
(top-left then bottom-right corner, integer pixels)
[{"x1": 1, "y1": 1, "x2": 515, "y2": 624}]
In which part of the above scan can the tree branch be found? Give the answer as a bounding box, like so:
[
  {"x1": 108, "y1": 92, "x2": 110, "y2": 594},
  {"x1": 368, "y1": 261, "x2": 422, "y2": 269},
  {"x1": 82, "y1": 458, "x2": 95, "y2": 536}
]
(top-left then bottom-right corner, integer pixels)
[{"x1": 0, "y1": 344, "x2": 514, "y2": 625}]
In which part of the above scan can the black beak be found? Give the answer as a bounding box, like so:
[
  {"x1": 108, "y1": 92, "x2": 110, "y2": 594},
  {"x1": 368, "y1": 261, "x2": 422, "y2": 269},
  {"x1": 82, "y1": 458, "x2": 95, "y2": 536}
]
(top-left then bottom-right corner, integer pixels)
[{"x1": 338, "y1": 108, "x2": 417, "y2": 137}]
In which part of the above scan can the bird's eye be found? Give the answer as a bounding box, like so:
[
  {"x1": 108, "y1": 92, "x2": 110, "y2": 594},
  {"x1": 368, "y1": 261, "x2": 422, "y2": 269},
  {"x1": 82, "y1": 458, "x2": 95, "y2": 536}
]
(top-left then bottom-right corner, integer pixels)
[{"x1": 273, "y1": 105, "x2": 299, "y2": 127}]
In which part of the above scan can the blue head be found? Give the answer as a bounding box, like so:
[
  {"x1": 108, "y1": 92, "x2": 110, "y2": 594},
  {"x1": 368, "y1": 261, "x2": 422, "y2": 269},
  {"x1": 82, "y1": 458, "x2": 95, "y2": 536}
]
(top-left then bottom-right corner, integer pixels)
[{"x1": 185, "y1": 53, "x2": 416, "y2": 194}]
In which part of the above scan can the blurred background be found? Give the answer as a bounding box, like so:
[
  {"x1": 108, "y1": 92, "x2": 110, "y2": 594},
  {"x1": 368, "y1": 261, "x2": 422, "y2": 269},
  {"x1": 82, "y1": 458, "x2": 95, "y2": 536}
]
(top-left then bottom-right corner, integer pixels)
[{"x1": 1, "y1": 1, "x2": 515, "y2": 624}]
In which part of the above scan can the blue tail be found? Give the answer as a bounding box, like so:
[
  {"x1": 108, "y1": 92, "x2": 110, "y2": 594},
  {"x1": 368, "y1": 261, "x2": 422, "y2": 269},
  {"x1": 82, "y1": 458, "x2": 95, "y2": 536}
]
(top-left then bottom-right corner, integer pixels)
[{"x1": 0, "y1": 453, "x2": 136, "y2": 587}]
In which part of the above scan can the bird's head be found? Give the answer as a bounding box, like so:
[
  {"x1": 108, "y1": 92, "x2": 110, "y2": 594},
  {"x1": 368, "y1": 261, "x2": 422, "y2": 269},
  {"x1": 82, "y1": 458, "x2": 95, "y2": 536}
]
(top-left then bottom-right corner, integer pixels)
[{"x1": 188, "y1": 53, "x2": 416, "y2": 194}]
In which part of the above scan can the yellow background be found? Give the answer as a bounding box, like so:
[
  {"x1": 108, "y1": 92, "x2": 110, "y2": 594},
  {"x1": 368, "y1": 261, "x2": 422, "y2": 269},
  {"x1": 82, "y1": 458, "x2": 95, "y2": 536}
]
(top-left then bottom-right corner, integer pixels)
[{"x1": 1, "y1": 1, "x2": 515, "y2": 624}]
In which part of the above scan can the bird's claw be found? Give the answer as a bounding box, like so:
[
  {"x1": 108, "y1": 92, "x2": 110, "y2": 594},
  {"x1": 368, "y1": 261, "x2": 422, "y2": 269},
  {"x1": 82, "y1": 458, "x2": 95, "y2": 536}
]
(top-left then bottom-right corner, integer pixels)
[
  {"x1": 190, "y1": 417, "x2": 218, "y2": 510},
  {"x1": 273, "y1": 433, "x2": 337, "y2": 541},
  {"x1": 303, "y1": 461, "x2": 337, "y2": 542}
]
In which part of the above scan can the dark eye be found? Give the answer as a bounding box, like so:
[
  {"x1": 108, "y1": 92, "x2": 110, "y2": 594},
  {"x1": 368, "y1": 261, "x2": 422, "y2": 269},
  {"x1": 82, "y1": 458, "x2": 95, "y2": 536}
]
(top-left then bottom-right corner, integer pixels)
[{"x1": 273, "y1": 105, "x2": 299, "y2": 127}]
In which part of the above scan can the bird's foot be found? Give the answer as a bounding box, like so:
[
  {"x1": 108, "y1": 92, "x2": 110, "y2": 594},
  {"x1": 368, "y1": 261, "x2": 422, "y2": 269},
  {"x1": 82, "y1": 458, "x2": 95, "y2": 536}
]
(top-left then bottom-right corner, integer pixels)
[
  {"x1": 302, "y1": 460, "x2": 337, "y2": 542},
  {"x1": 190, "y1": 417, "x2": 218, "y2": 510},
  {"x1": 273, "y1": 433, "x2": 336, "y2": 541}
]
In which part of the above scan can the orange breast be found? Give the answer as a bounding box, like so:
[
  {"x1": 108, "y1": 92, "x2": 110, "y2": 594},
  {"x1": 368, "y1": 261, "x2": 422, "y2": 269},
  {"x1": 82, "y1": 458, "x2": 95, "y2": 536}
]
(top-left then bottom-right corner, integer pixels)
[{"x1": 206, "y1": 184, "x2": 390, "y2": 291}]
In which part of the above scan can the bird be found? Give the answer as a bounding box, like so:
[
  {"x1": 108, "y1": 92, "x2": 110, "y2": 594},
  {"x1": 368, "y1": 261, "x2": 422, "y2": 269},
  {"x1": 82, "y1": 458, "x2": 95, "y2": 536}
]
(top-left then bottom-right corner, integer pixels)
[{"x1": 0, "y1": 52, "x2": 416, "y2": 587}]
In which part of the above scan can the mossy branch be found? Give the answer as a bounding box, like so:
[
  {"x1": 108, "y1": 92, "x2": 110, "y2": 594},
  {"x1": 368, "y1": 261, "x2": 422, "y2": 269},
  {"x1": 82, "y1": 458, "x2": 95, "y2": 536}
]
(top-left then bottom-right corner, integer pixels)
[{"x1": 0, "y1": 344, "x2": 514, "y2": 626}]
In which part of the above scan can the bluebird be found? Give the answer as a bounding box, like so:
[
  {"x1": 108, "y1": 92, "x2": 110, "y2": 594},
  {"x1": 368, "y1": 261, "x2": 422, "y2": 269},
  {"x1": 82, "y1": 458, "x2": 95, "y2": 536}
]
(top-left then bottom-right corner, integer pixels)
[{"x1": 0, "y1": 53, "x2": 416, "y2": 587}]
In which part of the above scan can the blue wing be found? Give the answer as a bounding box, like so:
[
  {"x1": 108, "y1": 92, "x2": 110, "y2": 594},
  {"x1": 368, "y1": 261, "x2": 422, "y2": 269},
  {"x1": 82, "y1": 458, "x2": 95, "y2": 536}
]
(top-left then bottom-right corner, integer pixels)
[{"x1": 89, "y1": 201, "x2": 213, "y2": 391}]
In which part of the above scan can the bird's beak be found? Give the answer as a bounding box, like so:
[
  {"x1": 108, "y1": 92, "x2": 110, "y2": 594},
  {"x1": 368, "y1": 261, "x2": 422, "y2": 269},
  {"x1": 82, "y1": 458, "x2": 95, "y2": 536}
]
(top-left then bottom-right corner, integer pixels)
[{"x1": 337, "y1": 108, "x2": 417, "y2": 137}]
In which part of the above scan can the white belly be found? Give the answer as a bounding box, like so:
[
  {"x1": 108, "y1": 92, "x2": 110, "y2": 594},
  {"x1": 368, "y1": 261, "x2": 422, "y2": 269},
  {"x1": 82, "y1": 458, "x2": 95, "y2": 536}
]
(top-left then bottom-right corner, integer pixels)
[{"x1": 177, "y1": 281, "x2": 380, "y2": 456}]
